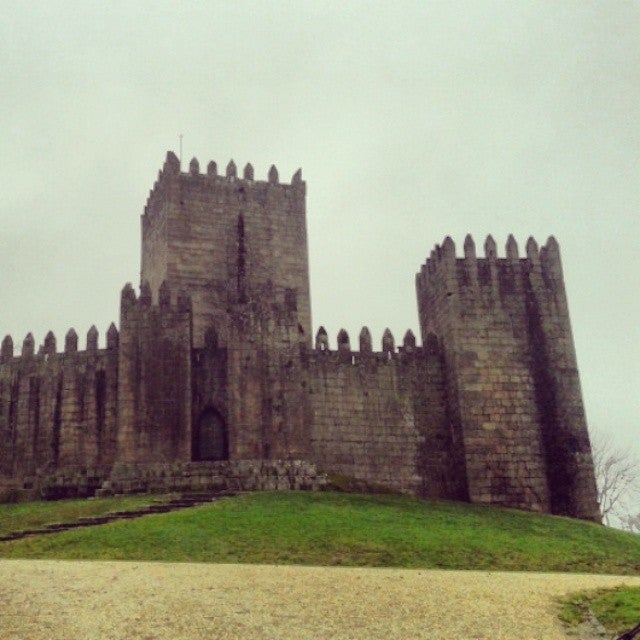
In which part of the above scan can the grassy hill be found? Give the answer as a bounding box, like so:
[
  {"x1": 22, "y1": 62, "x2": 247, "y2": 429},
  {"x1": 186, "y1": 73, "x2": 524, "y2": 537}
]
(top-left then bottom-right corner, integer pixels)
[{"x1": 0, "y1": 491, "x2": 639, "y2": 574}]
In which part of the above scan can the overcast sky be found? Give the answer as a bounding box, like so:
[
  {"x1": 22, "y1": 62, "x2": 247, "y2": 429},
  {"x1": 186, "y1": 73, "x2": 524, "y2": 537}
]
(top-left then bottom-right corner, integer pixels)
[{"x1": 0, "y1": 1, "x2": 638, "y2": 450}]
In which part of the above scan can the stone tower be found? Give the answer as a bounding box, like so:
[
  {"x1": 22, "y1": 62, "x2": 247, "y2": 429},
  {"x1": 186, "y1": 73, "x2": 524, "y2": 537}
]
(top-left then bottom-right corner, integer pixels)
[
  {"x1": 415, "y1": 234, "x2": 600, "y2": 521},
  {"x1": 136, "y1": 152, "x2": 312, "y2": 463},
  {"x1": 140, "y1": 152, "x2": 311, "y2": 347}
]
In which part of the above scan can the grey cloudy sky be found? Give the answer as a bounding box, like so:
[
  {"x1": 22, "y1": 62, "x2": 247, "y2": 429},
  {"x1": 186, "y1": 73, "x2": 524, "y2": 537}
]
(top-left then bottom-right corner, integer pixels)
[{"x1": 1, "y1": 1, "x2": 638, "y2": 449}]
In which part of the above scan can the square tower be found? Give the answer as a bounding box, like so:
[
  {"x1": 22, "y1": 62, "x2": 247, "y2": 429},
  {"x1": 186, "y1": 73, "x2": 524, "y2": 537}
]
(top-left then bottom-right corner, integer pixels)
[
  {"x1": 140, "y1": 152, "x2": 311, "y2": 348},
  {"x1": 416, "y1": 234, "x2": 600, "y2": 521}
]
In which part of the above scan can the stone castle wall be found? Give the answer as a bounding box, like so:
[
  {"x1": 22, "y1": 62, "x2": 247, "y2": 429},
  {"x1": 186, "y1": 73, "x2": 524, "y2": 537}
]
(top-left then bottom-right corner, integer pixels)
[
  {"x1": 307, "y1": 330, "x2": 464, "y2": 498},
  {"x1": 0, "y1": 326, "x2": 119, "y2": 483}
]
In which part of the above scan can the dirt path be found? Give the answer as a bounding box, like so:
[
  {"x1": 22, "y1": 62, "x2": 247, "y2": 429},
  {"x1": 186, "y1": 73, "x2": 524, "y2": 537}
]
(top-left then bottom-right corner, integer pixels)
[{"x1": 0, "y1": 560, "x2": 638, "y2": 639}]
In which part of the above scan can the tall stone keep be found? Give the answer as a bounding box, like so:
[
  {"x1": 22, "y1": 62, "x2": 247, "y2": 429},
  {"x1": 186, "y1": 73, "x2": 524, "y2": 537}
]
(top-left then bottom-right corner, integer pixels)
[
  {"x1": 141, "y1": 152, "x2": 311, "y2": 347},
  {"x1": 139, "y1": 152, "x2": 311, "y2": 462},
  {"x1": 0, "y1": 150, "x2": 601, "y2": 522}
]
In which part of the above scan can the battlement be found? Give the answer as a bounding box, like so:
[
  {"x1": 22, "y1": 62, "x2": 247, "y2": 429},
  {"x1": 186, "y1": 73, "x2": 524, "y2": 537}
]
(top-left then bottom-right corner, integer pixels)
[
  {"x1": 0, "y1": 324, "x2": 119, "y2": 364},
  {"x1": 310, "y1": 326, "x2": 441, "y2": 365},
  {"x1": 420, "y1": 233, "x2": 560, "y2": 274},
  {"x1": 416, "y1": 234, "x2": 565, "y2": 305},
  {"x1": 120, "y1": 281, "x2": 191, "y2": 315},
  {"x1": 143, "y1": 150, "x2": 305, "y2": 222}
]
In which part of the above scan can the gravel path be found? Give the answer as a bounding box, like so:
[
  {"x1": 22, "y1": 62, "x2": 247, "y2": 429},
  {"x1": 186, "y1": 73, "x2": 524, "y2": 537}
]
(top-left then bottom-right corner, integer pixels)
[{"x1": 0, "y1": 560, "x2": 638, "y2": 639}]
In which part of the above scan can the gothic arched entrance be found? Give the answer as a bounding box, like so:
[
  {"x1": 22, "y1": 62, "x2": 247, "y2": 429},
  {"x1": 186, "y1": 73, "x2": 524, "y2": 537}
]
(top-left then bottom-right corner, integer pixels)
[{"x1": 193, "y1": 408, "x2": 228, "y2": 461}]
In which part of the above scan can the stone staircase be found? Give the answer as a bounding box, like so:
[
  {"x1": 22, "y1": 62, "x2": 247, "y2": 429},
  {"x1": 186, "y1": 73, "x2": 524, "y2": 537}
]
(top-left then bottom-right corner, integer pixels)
[{"x1": 0, "y1": 491, "x2": 234, "y2": 543}]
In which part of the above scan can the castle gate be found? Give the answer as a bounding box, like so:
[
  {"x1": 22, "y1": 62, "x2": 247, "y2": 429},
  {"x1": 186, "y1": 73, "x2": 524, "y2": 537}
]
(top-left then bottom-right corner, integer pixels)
[{"x1": 193, "y1": 408, "x2": 228, "y2": 461}]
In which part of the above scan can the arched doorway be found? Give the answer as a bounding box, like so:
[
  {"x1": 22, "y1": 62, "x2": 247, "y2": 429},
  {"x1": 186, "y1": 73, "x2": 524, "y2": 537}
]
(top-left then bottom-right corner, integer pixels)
[{"x1": 193, "y1": 408, "x2": 228, "y2": 461}]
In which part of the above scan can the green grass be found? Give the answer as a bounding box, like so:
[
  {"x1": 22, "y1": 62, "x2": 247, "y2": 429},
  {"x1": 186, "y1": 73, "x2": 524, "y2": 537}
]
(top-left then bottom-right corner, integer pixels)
[
  {"x1": 0, "y1": 491, "x2": 639, "y2": 574},
  {"x1": 0, "y1": 494, "x2": 174, "y2": 536},
  {"x1": 559, "y1": 587, "x2": 640, "y2": 635}
]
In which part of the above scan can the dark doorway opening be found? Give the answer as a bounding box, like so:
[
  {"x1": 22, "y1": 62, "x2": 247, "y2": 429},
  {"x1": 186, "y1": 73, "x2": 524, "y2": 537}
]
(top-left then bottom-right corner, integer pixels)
[{"x1": 193, "y1": 408, "x2": 228, "y2": 461}]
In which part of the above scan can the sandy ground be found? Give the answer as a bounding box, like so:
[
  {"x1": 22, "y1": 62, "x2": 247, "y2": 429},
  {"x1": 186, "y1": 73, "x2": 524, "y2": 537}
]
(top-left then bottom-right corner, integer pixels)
[{"x1": 0, "y1": 560, "x2": 638, "y2": 640}]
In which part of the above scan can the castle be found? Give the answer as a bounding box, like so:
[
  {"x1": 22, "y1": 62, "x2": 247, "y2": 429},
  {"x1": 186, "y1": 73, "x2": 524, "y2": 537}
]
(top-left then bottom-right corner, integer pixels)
[{"x1": 0, "y1": 151, "x2": 600, "y2": 521}]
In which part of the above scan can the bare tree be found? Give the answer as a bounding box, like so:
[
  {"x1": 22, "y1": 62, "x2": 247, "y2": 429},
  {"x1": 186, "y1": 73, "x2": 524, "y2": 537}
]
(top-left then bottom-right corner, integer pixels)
[
  {"x1": 591, "y1": 430, "x2": 640, "y2": 529},
  {"x1": 618, "y1": 512, "x2": 640, "y2": 534}
]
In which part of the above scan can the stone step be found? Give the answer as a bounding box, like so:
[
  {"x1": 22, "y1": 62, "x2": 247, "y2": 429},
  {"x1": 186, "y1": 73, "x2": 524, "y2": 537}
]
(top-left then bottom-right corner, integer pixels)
[
  {"x1": 75, "y1": 517, "x2": 112, "y2": 525},
  {"x1": 180, "y1": 492, "x2": 222, "y2": 500},
  {"x1": 146, "y1": 505, "x2": 176, "y2": 512},
  {"x1": 19, "y1": 528, "x2": 54, "y2": 536},
  {"x1": 0, "y1": 491, "x2": 236, "y2": 542},
  {"x1": 0, "y1": 532, "x2": 26, "y2": 541},
  {"x1": 44, "y1": 523, "x2": 72, "y2": 531}
]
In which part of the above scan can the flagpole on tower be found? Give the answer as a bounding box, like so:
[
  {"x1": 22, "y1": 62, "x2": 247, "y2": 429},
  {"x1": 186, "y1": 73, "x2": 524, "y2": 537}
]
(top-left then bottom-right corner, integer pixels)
[{"x1": 179, "y1": 133, "x2": 183, "y2": 169}]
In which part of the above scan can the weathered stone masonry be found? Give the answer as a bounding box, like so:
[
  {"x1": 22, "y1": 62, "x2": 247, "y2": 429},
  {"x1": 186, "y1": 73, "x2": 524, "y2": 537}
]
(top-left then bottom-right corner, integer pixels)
[{"x1": 0, "y1": 151, "x2": 600, "y2": 521}]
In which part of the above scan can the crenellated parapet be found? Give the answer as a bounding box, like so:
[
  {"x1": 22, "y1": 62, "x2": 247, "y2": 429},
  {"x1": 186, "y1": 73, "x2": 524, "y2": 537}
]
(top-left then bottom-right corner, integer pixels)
[
  {"x1": 0, "y1": 325, "x2": 120, "y2": 366},
  {"x1": 120, "y1": 280, "x2": 192, "y2": 319},
  {"x1": 310, "y1": 326, "x2": 442, "y2": 367},
  {"x1": 142, "y1": 150, "x2": 306, "y2": 225},
  {"x1": 417, "y1": 234, "x2": 565, "y2": 310},
  {"x1": 415, "y1": 234, "x2": 573, "y2": 353}
]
